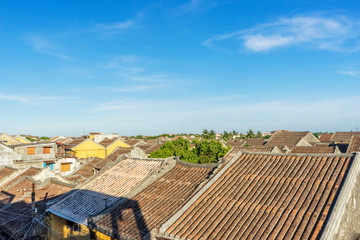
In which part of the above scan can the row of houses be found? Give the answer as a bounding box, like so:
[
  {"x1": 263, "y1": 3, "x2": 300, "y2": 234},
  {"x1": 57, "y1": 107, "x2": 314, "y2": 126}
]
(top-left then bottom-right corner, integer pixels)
[
  {"x1": 40, "y1": 148, "x2": 360, "y2": 239},
  {"x1": 1, "y1": 130, "x2": 360, "y2": 239}
]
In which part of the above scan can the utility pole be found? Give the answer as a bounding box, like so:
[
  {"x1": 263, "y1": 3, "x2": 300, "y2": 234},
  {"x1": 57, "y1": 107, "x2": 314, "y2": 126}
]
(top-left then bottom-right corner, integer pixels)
[{"x1": 30, "y1": 183, "x2": 37, "y2": 239}]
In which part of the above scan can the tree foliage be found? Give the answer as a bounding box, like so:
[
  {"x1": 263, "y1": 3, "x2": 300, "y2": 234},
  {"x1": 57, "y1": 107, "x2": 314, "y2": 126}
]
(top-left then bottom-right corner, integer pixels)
[{"x1": 149, "y1": 137, "x2": 230, "y2": 164}]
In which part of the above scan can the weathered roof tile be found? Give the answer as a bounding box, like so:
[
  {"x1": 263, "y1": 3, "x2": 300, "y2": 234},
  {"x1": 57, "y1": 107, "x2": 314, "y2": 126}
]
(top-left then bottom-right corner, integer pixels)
[{"x1": 162, "y1": 153, "x2": 353, "y2": 240}]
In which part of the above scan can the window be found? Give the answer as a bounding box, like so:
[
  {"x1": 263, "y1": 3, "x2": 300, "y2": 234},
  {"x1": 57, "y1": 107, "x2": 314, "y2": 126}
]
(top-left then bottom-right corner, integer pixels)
[
  {"x1": 27, "y1": 147, "x2": 35, "y2": 155},
  {"x1": 43, "y1": 147, "x2": 51, "y2": 154},
  {"x1": 61, "y1": 163, "x2": 72, "y2": 172},
  {"x1": 66, "y1": 220, "x2": 80, "y2": 232}
]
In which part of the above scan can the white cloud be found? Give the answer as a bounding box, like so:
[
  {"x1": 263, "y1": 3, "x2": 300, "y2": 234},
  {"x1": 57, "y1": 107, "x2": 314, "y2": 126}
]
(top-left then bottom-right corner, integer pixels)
[
  {"x1": 244, "y1": 35, "x2": 295, "y2": 52},
  {"x1": 96, "y1": 20, "x2": 136, "y2": 30},
  {"x1": 25, "y1": 35, "x2": 70, "y2": 59},
  {"x1": 176, "y1": 0, "x2": 219, "y2": 13},
  {"x1": 204, "y1": 14, "x2": 360, "y2": 52},
  {"x1": 0, "y1": 93, "x2": 67, "y2": 105},
  {"x1": 337, "y1": 70, "x2": 359, "y2": 78},
  {"x1": 0, "y1": 94, "x2": 31, "y2": 104}
]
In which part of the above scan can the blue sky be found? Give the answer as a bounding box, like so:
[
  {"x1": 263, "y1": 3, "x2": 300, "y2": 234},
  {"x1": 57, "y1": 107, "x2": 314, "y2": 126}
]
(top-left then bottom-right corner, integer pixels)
[{"x1": 1, "y1": 0, "x2": 360, "y2": 136}]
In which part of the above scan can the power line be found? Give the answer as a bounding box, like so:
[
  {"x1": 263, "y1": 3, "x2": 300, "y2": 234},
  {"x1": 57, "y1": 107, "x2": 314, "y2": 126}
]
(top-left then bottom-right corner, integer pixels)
[
  {"x1": 8, "y1": 220, "x2": 32, "y2": 240},
  {"x1": 21, "y1": 219, "x2": 35, "y2": 240},
  {"x1": 0, "y1": 209, "x2": 32, "y2": 226}
]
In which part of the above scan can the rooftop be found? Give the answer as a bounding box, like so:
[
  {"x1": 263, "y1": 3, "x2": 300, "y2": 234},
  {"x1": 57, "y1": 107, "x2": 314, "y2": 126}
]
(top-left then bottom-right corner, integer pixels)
[
  {"x1": 331, "y1": 132, "x2": 360, "y2": 142},
  {"x1": 93, "y1": 161, "x2": 218, "y2": 239},
  {"x1": 49, "y1": 158, "x2": 164, "y2": 224},
  {"x1": 161, "y1": 152, "x2": 353, "y2": 240},
  {"x1": 347, "y1": 136, "x2": 360, "y2": 153}
]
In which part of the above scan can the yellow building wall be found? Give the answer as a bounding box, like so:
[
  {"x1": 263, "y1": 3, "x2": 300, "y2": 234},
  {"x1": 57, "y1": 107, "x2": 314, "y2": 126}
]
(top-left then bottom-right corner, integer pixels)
[
  {"x1": 15, "y1": 136, "x2": 31, "y2": 144},
  {"x1": 72, "y1": 140, "x2": 105, "y2": 158},
  {"x1": 106, "y1": 139, "x2": 131, "y2": 156},
  {"x1": 48, "y1": 213, "x2": 116, "y2": 240},
  {"x1": 48, "y1": 214, "x2": 89, "y2": 239},
  {"x1": 0, "y1": 135, "x2": 20, "y2": 145}
]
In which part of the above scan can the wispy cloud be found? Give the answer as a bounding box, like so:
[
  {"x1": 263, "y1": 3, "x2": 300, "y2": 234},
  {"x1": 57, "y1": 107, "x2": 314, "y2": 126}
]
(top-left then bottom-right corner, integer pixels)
[
  {"x1": 97, "y1": 55, "x2": 191, "y2": 92},
  {"x1": 25, "y1": 35, "x2": 70, "y2": 59},
  {"x1": 0, "y1": 93, "x2": 67, "y2": 105},
  {"x1": 95, "y1": 20, "x2": 136, "y2": 30},
  {"x1": 176, "y1": 0, "x2": 220, "y2": 13},
  {"x1": 203, "y1": 14, "x2": 360, "y2": 53},
  {"x1": 337, "y1": 70, "x2": 360, "y2": 78},
  {"x1": 89, "y1": 96, "x2": 360, "y2": 133},
  {"x1": 0, "y1": 94, "x2": 31, "y2": 104}
]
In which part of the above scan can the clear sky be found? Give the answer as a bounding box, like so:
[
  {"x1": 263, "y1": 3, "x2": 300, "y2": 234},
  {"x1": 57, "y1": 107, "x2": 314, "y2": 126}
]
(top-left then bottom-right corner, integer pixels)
[{"x1": 1, "y1": 0, "x2": 360, "y2": 136}]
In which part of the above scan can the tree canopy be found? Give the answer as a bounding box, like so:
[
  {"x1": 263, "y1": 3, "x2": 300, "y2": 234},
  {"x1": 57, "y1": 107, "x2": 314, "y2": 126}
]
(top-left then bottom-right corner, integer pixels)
[{"x1": 149, "y1": 137, "x2": 230, "y2": 164}]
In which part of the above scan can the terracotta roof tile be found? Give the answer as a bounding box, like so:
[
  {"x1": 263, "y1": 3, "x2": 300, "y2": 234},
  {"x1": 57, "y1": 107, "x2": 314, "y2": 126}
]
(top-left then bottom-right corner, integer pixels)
[
  {"x1": 291, "y1": 146, "x2": 336, "y2": 154},
  {"x1": 94, "y1": 147, "x2": 132, "y2": 170},
  {"x1": 99, "y1": 138, "x2": 117, "y2": 147},
  {"x1": 49, "y1": 158, "x2": 164, "y2": 224},
  {"x1": 319, "y1": 133, "x2": 333, "y2": 142},
  {"x1": 265, "y1": 131, "x2": 310, "y2": 148},
  {"x1": 67, "y1": 158, "x2": 104, "y2": 179},
  {"x1": 331, "y1": 132, "x2": 360, "y2": 142},
  {"x1": 3, "y1": 167, "x2": 41, "y2": 189},
  {"x1": 163, "y1": 153, "x2": 353, "y2": 240},
  {"x1": 0, "y1": 167, "x2": 16, "y2": 182},
  {"x1": 347, "y1": 136, "x2": 360, "y2": 153},
  {"x1": 93, "y1": 162, "x2": 216, "y2": 239}
]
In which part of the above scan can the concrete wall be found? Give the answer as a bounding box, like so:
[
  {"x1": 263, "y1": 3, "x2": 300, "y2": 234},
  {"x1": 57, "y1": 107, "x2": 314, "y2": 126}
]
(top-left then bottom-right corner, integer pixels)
[
  {"x1": 13, "y1": 143, "x2": 56, "y2": 161},
  {"x1": 0, "y1": 144, "x2": 22, "y2": 166},
  {"x1": 129, "y1": 147, "x2": 148, "y2": 158},
  {"x1": 321, "y1": 153, "x2": 360, "y2": 240}
]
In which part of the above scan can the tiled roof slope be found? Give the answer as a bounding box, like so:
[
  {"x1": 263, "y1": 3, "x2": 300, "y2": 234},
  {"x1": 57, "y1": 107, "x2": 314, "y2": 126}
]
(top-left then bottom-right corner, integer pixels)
[
  {"x1": 331, "y1": 131, "x2": 360, "y2": 142},
  {"x1": 0, "y1": 178, "x2": 35, "y2": 205},
  {"x1": 162, "y1": 153, "x2": 353, "y2": 240},
  {"x1": 245, "y1": 138, "x2": 266, "y2": 146},
  {"x1": 291, "y1": 146, "x2": 336, "y2": 154},
  {"x1": 236, "y1": 146, "x2": 277, "y2": 153},
  {"x1": 99, "y1": 137, "x2": 117, "y2": 147},
  {"x1": 222, "y1": 147, "x2": 242, "y2": 162},
  {"x1": 319, "y1": 133, "x2": 333, "y2": 142},
  {"x1": 93, "y1": 147, "x2": 133, "y2": 170},
  {"x1": 66, "y1": 158, "x2": 103, "y2": 180},
  {"x1": 265, "y1": 131, "x2": 310, "y2": 147},
  {"x1": 93, "y1": 162, "x2": 217, "y2": 239},
  {"x1": 3, "y1": 167, "x2": 41, "y2": 189},
  {"x1": 49, "y1": 158, "x2": 164, "y2": 224},
  {"x1": 227, "y1": 139, "x2": 246, "y2": 147},
  {"x1": 347, "y1": 136, "x2": 360, "y2": 153},
  {"x1": 0, "y1": 167, "x2": 16, "y2": 182},
  {"x1": 0, "y1": 180, "x2": 75, "y2": 239}
]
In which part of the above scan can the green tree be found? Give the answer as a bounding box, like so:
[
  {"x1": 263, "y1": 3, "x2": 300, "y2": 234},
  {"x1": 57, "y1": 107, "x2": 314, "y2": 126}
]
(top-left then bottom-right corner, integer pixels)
[
  {"x1": 246, "y1": 129, "x2": 255, "y2": 138},
  {"x1": 149, "y1": 137, "x2": 230, "y2": 164},
  {"x1": 222, "y1": 131, "x2": 231, "y2": 141},
  {"x1": 209, "y1": 130, "x2": 216, "y2": 139},
  {"x1": 256, "y1": 131, "x2": 263, "y2": 138},
  {"x1": 202, "y1": 129, "x2": 209, "y2": 139}
]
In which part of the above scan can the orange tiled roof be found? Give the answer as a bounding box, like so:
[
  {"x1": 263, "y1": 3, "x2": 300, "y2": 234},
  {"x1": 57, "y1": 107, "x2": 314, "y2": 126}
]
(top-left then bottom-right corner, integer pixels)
[
  {"x1": 3, "y1": 167, "x2": 41, "y2": 189},
  {"x1": 162, "y1": 152, "x2": 353, "y2": 240},
  {"x1": 265, "y1": 131, "x2": 310, "y2": 148},
  {"x1": 99, "y1": 138, "x2": 118, "y2": 147},
  {"x1": 319, "y1": 133, "x2": 333, "y2": 142},
  {"x1": 93, "y1": 162, "x2": 217, "y2": 239},
  {"x1": 49, "y1": 158, "x2": 164, "y2": 224},
  {"x1": 0, "y1": 167, "x2": 16, "y2": 182},
  {"x1": 331, "y1": 132, "x2": 360, "y2": 142},
  {"x1": 291, "y1": 146, "x2": 336, "y2": 154},
  {"x1": 347, "y1": 136, "x2": 360, "y2": 153}
]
